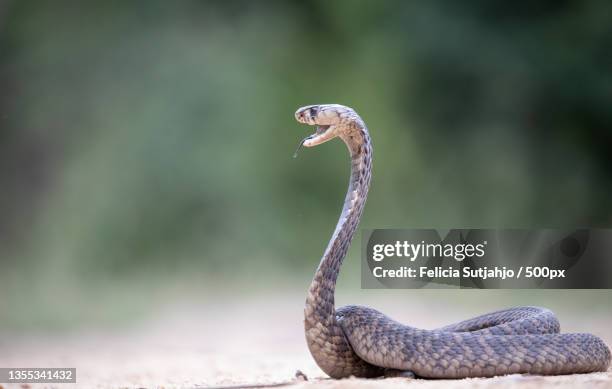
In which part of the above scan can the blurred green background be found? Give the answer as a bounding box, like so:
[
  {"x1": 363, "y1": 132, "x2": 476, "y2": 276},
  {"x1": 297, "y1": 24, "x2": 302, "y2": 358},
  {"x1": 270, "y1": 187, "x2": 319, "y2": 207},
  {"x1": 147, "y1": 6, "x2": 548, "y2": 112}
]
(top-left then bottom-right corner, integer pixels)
[{"x1": 1, "y1": 0, "x2": 611, "y2": 331}]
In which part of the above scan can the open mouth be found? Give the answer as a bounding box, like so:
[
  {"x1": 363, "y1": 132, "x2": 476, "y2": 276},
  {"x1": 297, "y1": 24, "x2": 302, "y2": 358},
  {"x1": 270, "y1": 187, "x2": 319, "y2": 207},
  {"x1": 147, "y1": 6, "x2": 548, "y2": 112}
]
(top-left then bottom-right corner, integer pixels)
[
  {"x1": 294, "y1": 124, "x2": 331, "y2": 158},
  {"x1": 315, "y1": 124, "x2": 330, "y2": 135}
]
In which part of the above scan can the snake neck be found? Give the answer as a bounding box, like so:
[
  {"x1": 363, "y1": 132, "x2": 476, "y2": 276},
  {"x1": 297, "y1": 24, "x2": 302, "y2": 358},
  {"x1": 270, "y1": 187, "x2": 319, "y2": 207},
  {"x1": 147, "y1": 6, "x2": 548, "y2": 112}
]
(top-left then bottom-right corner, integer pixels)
[{"x1": 305, "y1": 123, "x2": 372, "y2": 329}]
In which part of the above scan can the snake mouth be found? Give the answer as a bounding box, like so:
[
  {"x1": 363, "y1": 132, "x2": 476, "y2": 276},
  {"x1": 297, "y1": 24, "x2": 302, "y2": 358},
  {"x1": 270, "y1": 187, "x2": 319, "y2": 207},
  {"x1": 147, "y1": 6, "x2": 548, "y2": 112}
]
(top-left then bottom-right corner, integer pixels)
[
  {"x1": 294, "y1": 124, "x2": 333, "y2": 157},
  {"x1": 306, "y1": 124, "x2": 332, "y2": 143},
  {"x1": 315, "y1": 125, "x2": 330, "y2": 135}
]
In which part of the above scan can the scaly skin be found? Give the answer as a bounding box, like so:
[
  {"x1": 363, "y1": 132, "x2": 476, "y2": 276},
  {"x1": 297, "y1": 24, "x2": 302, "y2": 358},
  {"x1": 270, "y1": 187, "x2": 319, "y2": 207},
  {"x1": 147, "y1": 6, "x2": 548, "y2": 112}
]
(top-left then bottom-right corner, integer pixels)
[{"x1": 295, "y1": 104, "x2": 611, "y2": 379}]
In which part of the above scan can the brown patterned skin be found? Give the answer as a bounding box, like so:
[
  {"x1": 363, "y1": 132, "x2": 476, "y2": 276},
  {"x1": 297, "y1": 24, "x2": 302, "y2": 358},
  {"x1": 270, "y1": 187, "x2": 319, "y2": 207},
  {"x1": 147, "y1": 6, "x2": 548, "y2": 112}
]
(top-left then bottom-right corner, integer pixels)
[{"x1": 295, "y1": 104, "x2": 611, "y2": 379}]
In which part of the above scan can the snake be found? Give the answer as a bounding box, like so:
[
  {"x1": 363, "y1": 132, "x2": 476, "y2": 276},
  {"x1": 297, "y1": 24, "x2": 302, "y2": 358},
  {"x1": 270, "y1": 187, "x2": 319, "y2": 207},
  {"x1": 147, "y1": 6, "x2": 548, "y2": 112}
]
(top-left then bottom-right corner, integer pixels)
[{"x1": 294, "y1": 103, "x2": 611, "y2": 379}]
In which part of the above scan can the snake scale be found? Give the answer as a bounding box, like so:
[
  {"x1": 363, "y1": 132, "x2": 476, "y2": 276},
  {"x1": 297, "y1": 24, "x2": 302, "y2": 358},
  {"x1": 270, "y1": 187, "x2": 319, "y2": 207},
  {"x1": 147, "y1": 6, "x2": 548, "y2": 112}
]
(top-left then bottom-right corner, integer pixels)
[{"x1": 294, "y1": 104, "x2": 611, "y2": 379}]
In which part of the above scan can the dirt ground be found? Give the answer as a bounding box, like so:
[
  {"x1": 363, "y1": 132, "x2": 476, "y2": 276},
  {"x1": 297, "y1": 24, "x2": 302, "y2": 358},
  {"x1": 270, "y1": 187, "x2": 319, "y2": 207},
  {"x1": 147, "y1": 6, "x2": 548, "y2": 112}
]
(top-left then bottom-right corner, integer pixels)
[{"x1": 1, "y1": 290, "x2": 611, "y2": 389}]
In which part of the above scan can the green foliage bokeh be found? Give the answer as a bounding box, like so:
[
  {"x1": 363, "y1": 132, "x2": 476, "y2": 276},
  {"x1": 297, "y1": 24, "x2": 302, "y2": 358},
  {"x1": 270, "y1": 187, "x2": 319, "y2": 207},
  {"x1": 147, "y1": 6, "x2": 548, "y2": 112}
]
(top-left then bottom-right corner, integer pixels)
[{"x1": 0, "y1": 0, "x2": 610, "y2": 328}]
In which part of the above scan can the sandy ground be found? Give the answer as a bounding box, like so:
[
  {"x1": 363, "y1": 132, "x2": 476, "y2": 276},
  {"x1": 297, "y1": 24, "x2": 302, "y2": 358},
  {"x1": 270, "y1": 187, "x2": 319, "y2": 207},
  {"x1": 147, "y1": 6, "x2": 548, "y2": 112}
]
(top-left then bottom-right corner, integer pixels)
[{"x1": 1, "y1": 290, "x2": 611, "y2": 389}]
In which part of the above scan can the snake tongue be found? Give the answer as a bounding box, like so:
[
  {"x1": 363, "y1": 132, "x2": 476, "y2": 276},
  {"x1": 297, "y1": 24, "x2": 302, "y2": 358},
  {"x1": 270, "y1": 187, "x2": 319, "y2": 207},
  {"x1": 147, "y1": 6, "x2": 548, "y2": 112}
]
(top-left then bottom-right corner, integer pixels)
[{"x1": 293, "y1": 134, "x2": 314, "y2": 158}]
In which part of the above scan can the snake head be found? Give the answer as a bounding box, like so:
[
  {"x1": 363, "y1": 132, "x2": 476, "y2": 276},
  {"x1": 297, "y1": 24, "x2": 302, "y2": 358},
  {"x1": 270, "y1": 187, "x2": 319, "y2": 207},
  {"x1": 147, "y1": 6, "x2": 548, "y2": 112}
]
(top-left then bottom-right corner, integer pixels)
[{"x1": 295, "y1": 104, "x2": 354, "y2": 147}]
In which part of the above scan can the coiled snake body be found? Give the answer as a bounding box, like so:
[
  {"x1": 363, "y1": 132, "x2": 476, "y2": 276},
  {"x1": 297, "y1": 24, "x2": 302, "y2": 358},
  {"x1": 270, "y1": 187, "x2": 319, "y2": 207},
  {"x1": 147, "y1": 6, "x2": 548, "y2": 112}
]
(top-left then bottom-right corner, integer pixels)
[{"x1": 294, "y1": 104, "x2": 611, "y2": 379}]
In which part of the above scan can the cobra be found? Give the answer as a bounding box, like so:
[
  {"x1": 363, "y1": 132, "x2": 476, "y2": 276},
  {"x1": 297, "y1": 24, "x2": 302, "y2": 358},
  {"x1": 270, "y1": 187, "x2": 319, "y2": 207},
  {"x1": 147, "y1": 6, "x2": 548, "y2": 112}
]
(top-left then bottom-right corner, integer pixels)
[{"x1": 295, "y1": 103, "x2": 611, "y2": 379}]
